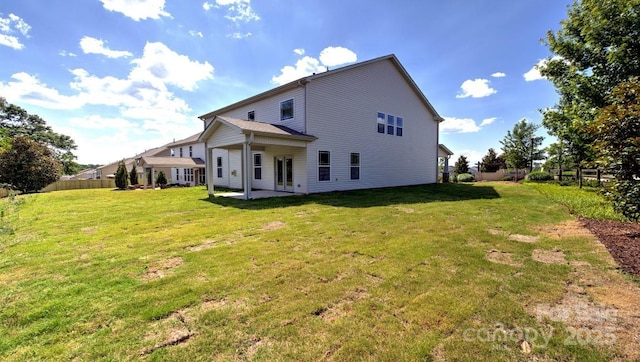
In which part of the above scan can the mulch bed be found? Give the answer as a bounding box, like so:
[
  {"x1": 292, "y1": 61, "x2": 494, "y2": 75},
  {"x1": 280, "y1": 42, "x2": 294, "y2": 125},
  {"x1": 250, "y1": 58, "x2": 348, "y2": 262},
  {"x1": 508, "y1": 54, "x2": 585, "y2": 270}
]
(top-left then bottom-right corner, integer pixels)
[{"x1": 580, "y1": 218, "x2": 640, "y2": 277}]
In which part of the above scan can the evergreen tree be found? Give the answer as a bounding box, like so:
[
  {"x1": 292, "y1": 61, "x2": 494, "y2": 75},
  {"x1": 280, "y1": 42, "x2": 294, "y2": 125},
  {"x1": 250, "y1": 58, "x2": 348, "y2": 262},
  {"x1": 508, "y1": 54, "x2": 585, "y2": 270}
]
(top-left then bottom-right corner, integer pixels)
[
  {"x1": 453, "y1": 155, "x2": 470, "y2": 176},
  {"x1": 480, "y1": 148, "x2": 505, "y2": 172},
  {"x1": 156, "y1": 171, "x2": 168, "y2": 186},
  {"x1": 115, "y1": 161, "x2": 128, "y2": 189},
  {"x1": 129, "y1": 163, "x2": 138, "y2": 185}
]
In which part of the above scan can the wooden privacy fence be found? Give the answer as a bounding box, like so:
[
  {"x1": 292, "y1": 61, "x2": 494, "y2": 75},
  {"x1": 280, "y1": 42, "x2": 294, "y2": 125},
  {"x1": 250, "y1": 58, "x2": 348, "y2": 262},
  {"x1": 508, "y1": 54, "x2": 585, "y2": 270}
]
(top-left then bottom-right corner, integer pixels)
[{"x1": 41, "y1": 179, "x2": 116, "y2": 192}]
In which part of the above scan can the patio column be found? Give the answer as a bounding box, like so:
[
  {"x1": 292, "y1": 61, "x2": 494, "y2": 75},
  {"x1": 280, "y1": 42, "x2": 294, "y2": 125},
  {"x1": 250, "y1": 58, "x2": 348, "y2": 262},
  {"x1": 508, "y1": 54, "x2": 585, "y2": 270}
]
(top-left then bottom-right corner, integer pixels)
[
  {"x1": 151, "y1": 167, "x2": 156, "y2": 189},
  {"x1": 205, "y1": 147, "x2": 214, "y2": 196},
  {"x1": 243, "y1": 140, "x2": 252, "y2": 200},
  {"x1": 443, "y1": 156, "x2": 450, "y2": 183}
]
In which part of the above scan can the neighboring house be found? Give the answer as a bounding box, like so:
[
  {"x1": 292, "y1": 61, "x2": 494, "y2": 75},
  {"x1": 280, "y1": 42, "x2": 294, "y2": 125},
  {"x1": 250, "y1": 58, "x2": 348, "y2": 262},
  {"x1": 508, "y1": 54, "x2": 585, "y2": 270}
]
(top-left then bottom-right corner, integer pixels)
[
  {"x1": 165, "y1": 133, "x2": 206, "y2": 186},
  {"x1": 198, "y1": 54, "x2": 444, "y2": 199},
  {"x1": 96, "y1": 146, "x2": 170, "y2": 183}
]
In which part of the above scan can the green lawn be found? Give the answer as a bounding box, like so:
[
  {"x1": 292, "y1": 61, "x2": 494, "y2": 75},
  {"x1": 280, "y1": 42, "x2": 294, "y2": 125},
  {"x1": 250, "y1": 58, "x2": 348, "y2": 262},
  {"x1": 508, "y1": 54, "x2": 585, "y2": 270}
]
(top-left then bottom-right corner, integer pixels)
[{"x1": 0, "y1": 183, "x2": 627, "y2": 360}]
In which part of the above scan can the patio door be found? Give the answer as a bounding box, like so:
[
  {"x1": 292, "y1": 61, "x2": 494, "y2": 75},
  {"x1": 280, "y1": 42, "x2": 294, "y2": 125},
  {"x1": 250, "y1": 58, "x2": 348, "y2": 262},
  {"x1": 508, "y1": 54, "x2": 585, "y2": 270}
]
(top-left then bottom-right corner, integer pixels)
[{"x1": 275, "y1": 156, "x2": 293, "y2": 192}]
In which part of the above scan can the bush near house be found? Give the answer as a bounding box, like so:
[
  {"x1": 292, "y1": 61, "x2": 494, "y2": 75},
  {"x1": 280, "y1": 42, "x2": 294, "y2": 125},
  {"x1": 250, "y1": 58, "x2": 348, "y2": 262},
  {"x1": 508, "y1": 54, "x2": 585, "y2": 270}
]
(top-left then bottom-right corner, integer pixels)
[
  {"x1": 456, "y1": 173, "x2": 474, "y2": 182},
  {"x1": 156, "y1": 171, "x2": 167, "y2": 186}
]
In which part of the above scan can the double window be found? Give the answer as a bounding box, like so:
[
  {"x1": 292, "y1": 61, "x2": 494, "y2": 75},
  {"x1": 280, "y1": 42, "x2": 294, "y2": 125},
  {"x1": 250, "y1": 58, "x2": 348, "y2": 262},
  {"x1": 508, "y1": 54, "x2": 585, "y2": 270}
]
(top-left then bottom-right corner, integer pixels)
[
  {"x1": 254, "y1": 153, "x2": 262, "y2": 180},
  {"x1": 318, "y1": 151, "x2": 330, "y2": 181},
  {"x1": 377, "y1": 112, "x2": 403, "y2": 137},
  {"x1": 280, "y1": 99, "x2": 294, "y2": 120},
  {"x1": 184, "y1": 168, "x2": 194, "y2": 182}
]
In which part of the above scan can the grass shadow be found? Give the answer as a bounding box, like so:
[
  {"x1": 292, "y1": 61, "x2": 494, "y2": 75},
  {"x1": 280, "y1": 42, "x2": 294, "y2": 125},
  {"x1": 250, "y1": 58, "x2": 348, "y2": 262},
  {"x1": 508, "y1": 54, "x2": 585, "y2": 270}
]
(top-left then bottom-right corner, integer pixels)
[{"x1": 200, "y1": 183, "x2": 500, "y2": 210}]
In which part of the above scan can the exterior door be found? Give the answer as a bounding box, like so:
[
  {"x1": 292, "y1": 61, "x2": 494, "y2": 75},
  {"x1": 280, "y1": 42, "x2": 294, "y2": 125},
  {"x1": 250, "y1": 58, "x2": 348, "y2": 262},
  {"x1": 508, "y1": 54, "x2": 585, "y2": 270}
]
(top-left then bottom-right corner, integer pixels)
[{"x1": 275, "y1": 156, "x2": 293, "y2": 192}]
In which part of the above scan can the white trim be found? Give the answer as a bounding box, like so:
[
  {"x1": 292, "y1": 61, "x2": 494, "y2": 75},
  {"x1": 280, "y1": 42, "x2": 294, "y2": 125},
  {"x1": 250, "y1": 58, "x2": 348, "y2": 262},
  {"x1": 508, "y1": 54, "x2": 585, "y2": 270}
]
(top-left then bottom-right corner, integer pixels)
[
  {"x1": 318, "y1": 150, "x2": 331, "y2": 182},
  {"x1": 349, "y1": 152, "x2": 361, "y2": 181}
]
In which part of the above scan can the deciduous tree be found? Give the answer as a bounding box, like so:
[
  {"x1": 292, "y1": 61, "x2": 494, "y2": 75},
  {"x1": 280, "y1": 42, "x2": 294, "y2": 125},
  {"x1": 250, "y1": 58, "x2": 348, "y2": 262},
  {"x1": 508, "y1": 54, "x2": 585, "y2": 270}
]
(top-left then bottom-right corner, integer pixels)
[
  {"x1": 0, "y1": 136, "x2": 61, "y2": 193},
  {"x1": 500, "y1": 119, "x2": 544, "y2": 180}
]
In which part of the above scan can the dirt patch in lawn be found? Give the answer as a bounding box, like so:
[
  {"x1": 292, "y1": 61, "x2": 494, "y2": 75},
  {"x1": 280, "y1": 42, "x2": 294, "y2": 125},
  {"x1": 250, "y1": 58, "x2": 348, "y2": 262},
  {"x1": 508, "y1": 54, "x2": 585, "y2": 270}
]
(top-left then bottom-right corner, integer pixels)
[
  {"x1": 539, "y1": 219, "x2": 595, "y2": 240},
  {"x1": 487, "y1": 229, "x2": 539, "y2": 243},
  {"x1": 317, "y1": 287, "x2": 370, "y2": 323},
  {"x1": 185, "y1": 239, "x2": 219, "y2": 252},
  {"x1": 140, "y1": 312, "x2": 193, "y2": 355},
  {"x1": 486, "y1": 249, "x2": 522, "y2": 267},
  {"x1": 263, "y1": 221, "x2": 286, "y2": 230},
  {"x1": 532, "y1": 249, "x2": 567, "y2": 264},
  {"x1": 530, "y1": 219, "x2": 640, "y2": 360},
  {"x1": 142, "y1": 257, "x2": 184, "y2": 282}
]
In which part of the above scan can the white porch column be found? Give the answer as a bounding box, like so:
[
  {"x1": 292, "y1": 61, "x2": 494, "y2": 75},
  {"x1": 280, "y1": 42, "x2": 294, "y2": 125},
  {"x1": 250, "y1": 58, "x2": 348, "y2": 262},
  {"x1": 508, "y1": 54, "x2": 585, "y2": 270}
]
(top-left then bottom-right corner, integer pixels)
[
  {"x1": 242, "y1": 141, "x2": 252, "y2": 200},
  {"x1": 151, "y1": 167, "x2": 156, "y2": 189},
  {"x1": 205, "y1": 147, "x2": 214, "y2": 196}
]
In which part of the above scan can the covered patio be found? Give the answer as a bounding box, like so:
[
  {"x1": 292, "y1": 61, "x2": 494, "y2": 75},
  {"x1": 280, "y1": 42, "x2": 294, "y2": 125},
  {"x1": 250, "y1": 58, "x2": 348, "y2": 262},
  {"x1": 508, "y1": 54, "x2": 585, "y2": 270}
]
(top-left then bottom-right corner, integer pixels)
[{"x1": 199, "y1": 116, "x2": 316, "y2": 200}]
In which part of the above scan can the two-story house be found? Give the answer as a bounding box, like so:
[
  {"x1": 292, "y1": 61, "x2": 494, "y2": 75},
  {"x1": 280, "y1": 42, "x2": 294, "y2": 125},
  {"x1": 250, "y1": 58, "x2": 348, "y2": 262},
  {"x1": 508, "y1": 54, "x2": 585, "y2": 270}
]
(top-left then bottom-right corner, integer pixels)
[{"x1": 198, "y1": 54, "x2": 444, "y2": 199}]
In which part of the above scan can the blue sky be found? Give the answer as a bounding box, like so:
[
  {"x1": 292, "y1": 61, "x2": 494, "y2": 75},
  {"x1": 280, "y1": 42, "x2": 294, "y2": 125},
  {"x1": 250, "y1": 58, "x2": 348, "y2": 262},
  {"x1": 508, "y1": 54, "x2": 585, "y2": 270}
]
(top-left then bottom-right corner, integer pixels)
[{"x1": 0, "y1": 0, "x2": 571, "y2": 165}]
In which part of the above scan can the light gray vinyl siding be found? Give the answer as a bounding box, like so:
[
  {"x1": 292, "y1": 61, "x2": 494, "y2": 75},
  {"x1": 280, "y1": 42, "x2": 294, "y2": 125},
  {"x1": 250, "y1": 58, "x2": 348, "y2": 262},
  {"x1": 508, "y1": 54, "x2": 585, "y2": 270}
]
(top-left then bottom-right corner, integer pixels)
[
  {"x1": 305, "y1": 59, "x2": 439, "y2": 193},
  {"x1": 206, "y1": 125, "x2": 244, "y2": 148},
  {"x1": 212, "y1": 148, "x2": 229, "y2": 187},
  {"x1": 220, "y1": 87, "x2": 306, "y2": 133},
  {"x1": 228, "y1": 150, "x2": 243, "y2": 189}
]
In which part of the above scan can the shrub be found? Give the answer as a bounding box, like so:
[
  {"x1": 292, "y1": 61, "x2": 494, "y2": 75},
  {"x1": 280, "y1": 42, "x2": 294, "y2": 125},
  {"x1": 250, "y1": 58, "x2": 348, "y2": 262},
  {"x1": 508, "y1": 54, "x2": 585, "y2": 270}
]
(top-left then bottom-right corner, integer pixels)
[
  {"x1": 114, "y1": 161, "x2": 128, "y2": 189},
  {"x1": 156, "y1": 171, "x2": 168, "y2": 186},
  {"x1": 129, "y1": 164, "x2": 138, "y2": 185},
  {"x1": 457, "y1": 173, "x2": 474, "y2": 182},
  {"x1": 526, "y1": 171, "x2": 552, "y2": 182}
]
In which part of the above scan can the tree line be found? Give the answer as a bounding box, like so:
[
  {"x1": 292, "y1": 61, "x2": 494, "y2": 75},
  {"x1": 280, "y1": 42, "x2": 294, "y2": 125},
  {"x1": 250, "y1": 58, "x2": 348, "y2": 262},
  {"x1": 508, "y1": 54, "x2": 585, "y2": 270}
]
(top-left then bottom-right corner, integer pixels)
[{"x1": 452, "y1": 0, "x2": 640, "y2": 221}]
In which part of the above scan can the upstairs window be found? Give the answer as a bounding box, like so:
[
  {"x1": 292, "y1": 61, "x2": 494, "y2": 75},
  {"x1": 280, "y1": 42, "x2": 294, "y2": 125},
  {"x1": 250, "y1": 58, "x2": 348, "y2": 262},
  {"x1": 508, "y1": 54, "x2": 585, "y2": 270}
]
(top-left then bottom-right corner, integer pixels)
[
  {"x1": 377, "y1": 112, "x2": 385, "y2": 134},
  {"x1": 179, "y1": 147, "x2": 183, "y2": 158},
  {"x1": 318, "y1": 151, "x2": 330, "y2": 181},
  {"x1": 387, "y1": 115, "x2": 395, "y2": 135},
  {"x1": 280, "y1": 99, "x2": 294, "y2": 120},
  {"x1": 396, "y1": 117, "x2": 403, "y2": 137},
  {"x1": 189, "y1": 145, "x2": 193, "y2": 157},
  {"x1": 248, "y1": 110, "x2": 255, "y2": 121}
]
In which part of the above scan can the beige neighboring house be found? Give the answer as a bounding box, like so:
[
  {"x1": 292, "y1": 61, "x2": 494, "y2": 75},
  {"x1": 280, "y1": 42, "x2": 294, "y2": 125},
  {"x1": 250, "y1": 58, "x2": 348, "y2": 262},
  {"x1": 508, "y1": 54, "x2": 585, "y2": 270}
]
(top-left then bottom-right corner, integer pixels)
[
  {"x1": 96, "y1": 146, "x2": 170, "y2": 182},
  {"x1": 438, "y1": 144, "x2": 454, "y2": 182}
]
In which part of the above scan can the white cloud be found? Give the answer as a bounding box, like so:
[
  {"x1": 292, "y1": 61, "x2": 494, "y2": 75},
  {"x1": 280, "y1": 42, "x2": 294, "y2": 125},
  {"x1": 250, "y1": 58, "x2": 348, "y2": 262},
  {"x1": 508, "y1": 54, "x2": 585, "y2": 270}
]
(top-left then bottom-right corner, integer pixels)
[
  {"x1": 80, "y1": 36, "x2": 133, "y2": 58},
  {"x1": 479, "y1": 117, "x2": 497, "y2": 126},
  {"x1": 189, "y1": 30, "x2": 204, "y2": 38},
  {"x1": 523, "y1": 58, "x2": 549, "y2": 81},
  {"x1": 99, "y1": 0, "x2": 171, "y2": 21},
  {"x1": 0, "y1": 13, "x2": 31, "y2": 50},
  {"x1": 319, "y1": 46, "x2": 358, "y2": 67},
  {"x1": 271, "y1": 46, "x2": 358, "y2": 85},
  {"x1": 457, "y1": 149, "x2": 485, "y2": 165},
  {"x1": 293, "y1": 48, "x2": 305, "y2": 56},
  {"x1": 272, "y1": 56, "x2": 325, "y2": 85},
  {"x1": 59, "y1": 50, "x2": 78, "y2": 57},
  {"x1": 456, "y1": 78, "x2": 497, "y2": 98},
  {"x1": 215, "y1": 0, "x2": 260, "y2": 23},
  {"x1": 68, "y1": 115, "x2": 137, "y2": 130},
  {"x1": 491, "y1": 72, "x2": 506, "y2": 78},
  {"x1": 441, "y1": 117, "x2": 481, "y2": 133},
  {"x1": 0, "y1": 72, "x2": 83, "y2": 109},
  {"x1": 203, "y1": 1, "x2": 213, "y2": 11},
  {"x1": 226, "y1": 32, "x2": 252, "y2": 39},
  {"x1": 129, "y1": 42, "x2": 214, "y2": 91}
]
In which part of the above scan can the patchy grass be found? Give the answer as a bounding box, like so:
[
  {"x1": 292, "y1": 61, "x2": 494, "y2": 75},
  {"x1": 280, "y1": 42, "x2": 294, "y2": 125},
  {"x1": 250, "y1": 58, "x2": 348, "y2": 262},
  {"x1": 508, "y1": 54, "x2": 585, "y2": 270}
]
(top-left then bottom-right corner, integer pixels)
[
  {"x1": 524, "y1": 182, "x2": 627, "y2": 221},
  {"x1": 0, "y1": 183, "x2": 632, "y2": 360}
]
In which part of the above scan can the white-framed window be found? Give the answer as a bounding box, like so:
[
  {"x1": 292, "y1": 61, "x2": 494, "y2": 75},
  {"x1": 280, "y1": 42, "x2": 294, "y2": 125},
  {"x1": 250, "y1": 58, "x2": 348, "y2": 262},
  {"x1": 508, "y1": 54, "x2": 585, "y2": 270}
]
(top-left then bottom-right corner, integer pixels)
[
  {"x1": 350, "y1": 153, "x2": 360, "y2": 180},
  {"x1": 189, "y1": 146, "x2": 193, "y2": 157},
  {"x1": 199, "y1": 170, "x2": 206, "y2": 184},
  {"x1": 216, "y1": 157, "x2": 223, "y2": 178},
  {"x1": 280, "y1": 98, "x2": 294, "y2": 120},
  {"x1": 377, "y1": 112, "x2": 385, "y2": 133},
  {"x1": 171, "y1": 148, "x2": 175, "y2": 157},
  {"x1": 176, "y1": 168, "x2": 180, "y2": 181},
  {"x1": 253, "y1": 153, "x2": 262, "y2": 180},
  {"x1": 179, "y1": 147, "x2": 183, "y2": 157},
  {"x1": 318, "y1": 150, "x2": 330, "y2": 181},
  {"x1": 184, "y1": 168, "x2": 194, "y2": 182},
  {"x1": 387, "y1": 115, "x2": 395, "y2": 135},
  {"x1": 248, "y1": 110, "x2": 255, "y2": 121},
  {"x1": 377, "y1": 112, "x2": 404, "y2": 137}
]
